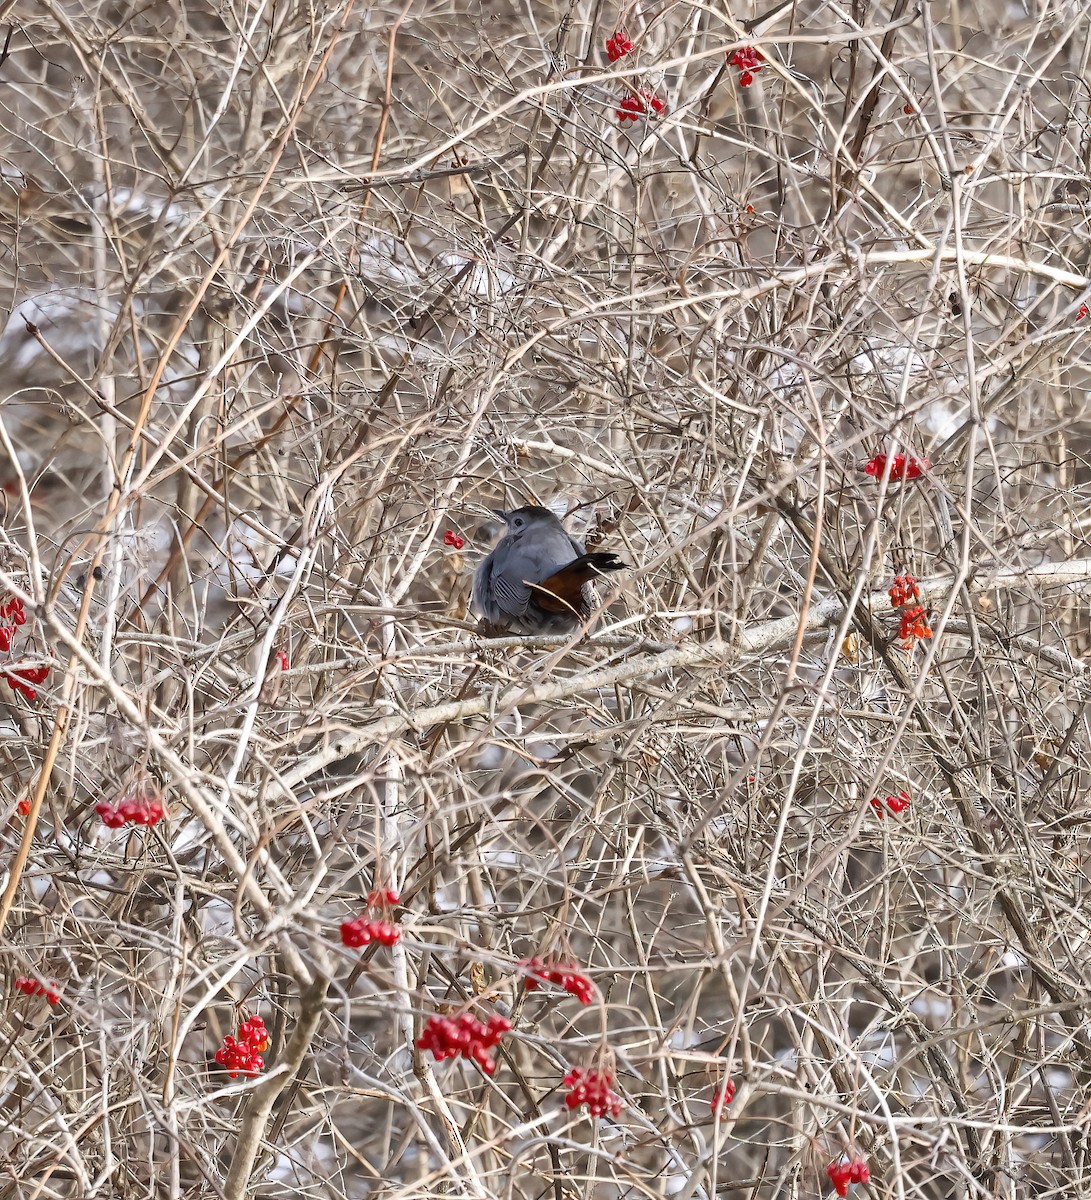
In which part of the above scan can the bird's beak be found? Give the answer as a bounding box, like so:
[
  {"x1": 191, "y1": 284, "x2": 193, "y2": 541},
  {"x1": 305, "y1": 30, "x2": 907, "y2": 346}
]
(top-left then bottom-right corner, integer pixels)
[{"x1": 491, "y1": 508, "x2": 508, "y2": 522}]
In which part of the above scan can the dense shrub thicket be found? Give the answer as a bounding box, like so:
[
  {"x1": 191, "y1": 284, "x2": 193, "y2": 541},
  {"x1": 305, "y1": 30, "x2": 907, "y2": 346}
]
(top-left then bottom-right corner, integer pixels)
[{"x1": 1, "y1": 2, "x2": 1091, "y2": 1198}]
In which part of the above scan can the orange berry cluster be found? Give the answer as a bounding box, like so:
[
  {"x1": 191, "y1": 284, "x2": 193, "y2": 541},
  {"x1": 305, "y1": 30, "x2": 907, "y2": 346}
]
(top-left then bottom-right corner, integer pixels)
[
  {"x1": 888, "y1": 573, "x2": 921, "y2": 607},
  {"x1": 887, "y1": 572, "x2": 932, "y2": 647},
  {"x1": 897, "y1": 605, "x2": 933, "y2": 646}
]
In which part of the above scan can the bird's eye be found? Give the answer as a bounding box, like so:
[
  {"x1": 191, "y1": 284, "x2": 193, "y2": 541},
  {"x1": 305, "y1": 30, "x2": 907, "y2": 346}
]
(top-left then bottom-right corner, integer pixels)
[{"x1": 513, "y1": 517, "x2": 524, "y2": 528}]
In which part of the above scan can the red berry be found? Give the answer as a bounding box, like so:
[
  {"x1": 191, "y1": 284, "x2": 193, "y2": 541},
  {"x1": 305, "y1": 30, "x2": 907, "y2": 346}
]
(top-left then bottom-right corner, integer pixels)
[
  {"x1": 864, "y1": 452, "x2": 930, "y2": 481},
  {"x1": 563, "y1": 1066, "x2": 623, "y2": 1118},
  {"x1": 519, "y1": 958, "x2": 594, "y2": 1003},
  {"x1": 605, "y1": 31, "x2": 633, "y2": 61},
  {"x1": 888, "y1": 573, "x2": 921, "y2": 607},
  {"x1": 417, "y1": 1010, "x2": 510, "y2": 1073},
  {"x1": 14, "y1": 976, "x2": 59, "y2": 1004},
  {"x1": 96, "y1": 801, "x2": 124, "y2": 828},
  {"x1": 372, "y1": 920, "x2": 401, "y2": 946},
  {"x1": 887, "y1": 790, "x2": 911, "y2": 814},
  {"x1": 729, "y1": 46, "x2": 765, "y2": 84},
  {"x1": 341, "y1": 915, "x2": 400, "y2": 948},
  {"x1": 216, "y1": 1026, "x2": 267, "y2": 1078},
  {"x1": 903, "y1": 102, "x2": 914, "y2": 114},
  {"x1": 274, "y1": 650, "x2": 289, "y2": 671},
  {"x1": 897, "y1": 604, "x2": 933, "y2": 644},
  {"x1": 616, "y1": 88, "x2": 665, "y2": 122},
  {"x1": 340, "y1": 916, "x2": 367, "y2": 947},
  {"x1": 240, "y1": 1016, "x2": 267, "y2": 1048},
  {"x1": 711, "y1": 1079, "x2": 736, "y2": 1114},
  {"x1": 827, "y1": 1159, "x2": 869, "y2": 1197}
]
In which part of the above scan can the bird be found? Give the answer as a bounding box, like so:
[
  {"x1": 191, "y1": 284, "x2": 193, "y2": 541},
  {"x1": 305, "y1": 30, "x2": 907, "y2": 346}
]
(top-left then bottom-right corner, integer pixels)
[{"x1": 472, "y1": 505, "x2": 628, "y2": 635}]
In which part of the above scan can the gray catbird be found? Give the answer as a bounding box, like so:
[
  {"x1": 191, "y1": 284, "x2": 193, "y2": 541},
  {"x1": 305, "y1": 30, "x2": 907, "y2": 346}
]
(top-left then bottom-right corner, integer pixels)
[{"x1": 472, "y1": 505, "x2": 628, "y2": 634}]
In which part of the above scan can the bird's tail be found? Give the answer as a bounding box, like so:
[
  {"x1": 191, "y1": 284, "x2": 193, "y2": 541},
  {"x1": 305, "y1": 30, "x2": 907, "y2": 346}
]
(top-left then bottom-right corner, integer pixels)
[{"x1": 527, "y1": 552, "x2": 629, "y2": 615}]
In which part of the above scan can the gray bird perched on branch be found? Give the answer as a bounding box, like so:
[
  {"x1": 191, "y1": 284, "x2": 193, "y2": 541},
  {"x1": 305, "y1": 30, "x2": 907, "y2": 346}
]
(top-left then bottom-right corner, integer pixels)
[{"x1": 472, "y1": 506, "x2": 628, "y2": 635}]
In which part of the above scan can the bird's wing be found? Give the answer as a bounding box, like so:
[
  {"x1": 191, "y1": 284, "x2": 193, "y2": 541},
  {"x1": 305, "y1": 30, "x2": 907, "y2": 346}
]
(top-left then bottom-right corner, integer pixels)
[
  {"x1": 489, "y1": 556, "x2": 534, "y2": 619},
  {"x1": 491, "y1": 532, "x2": 578, "y2": 619}
]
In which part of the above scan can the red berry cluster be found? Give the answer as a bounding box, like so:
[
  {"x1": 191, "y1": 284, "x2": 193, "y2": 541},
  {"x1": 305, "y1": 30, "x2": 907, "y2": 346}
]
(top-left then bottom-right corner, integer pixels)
[
  {"x1": 416, "y1": 1010, "x2": 512, "y2": 1074},
  {"x1": 3, "y1": 662, "x2": 49, "y2": 701},
  {"x1": 729, "y1": 46, "x2": 765, "y2": 86},
  {"x1": 897, "y1": 605, "x2": 933, "y2": 646},
  {"x1": 617, "y1": 88, "x2": 666, "y2": 122},
  {"x1": 888, "y1": 573, "x2": 920, "y2": 607},
  {"x1": 341, "y1": 887, "x2": 402, "y2": 948},
  {"x1": 14, "y1": 976, "x2": 60, "y2": 1005},
  {"x1": 0, "y1": 595, "x2": 27, "y2": 648},
  {"x1": 1079, "y1": 303, "x2": 1089, "y2": 320},
  {"x1": 563, "y1": 1065, "x2": 624, "y2": 1118},
  {"x1": 864, "y1": 452, "x2": 930, "y2": 481},
  {"x1": 239, "y1": 1014, "x2": 269, "y2": 1050},
  {"x1": 710, "y1": 1078, "x2": 736, "y2": 1116},
  {"x1": 519, "y1": 957, "x2": 594, "y2": 1004},
  {"x1": 16, "y1": 796, "x2": 31, "y2": 815},
  {"x1": 605, "y1": 31, "x2": 633, "y2": 61},
  {"x1": 443, "y1": 529, "x2": 465, "y2": 550},
  {"x1": 827, "y1": 1158, "x2": 869, "y2": 1197},
  {"x1": 215, "y1": 1015, "x2": 269, "y2": 1078},
  {"x1": 0, "y1": 595, "x2": 50, "y2": 702},
  {"x1": 95, "y1": 789, "x2": 166, "y2": 829},
  {"x1": 341, "y1": 916, "x2": 400, "y2": 947},
  {"x1": 870, "y1": 789, "x2": 911, "y2": 819}
]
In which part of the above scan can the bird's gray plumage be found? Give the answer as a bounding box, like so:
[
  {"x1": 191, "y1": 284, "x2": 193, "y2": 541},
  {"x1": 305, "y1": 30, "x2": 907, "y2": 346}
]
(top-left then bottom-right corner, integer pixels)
[{"x1": 472, "y1": 506, "x2": 596, "y2": 634}]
